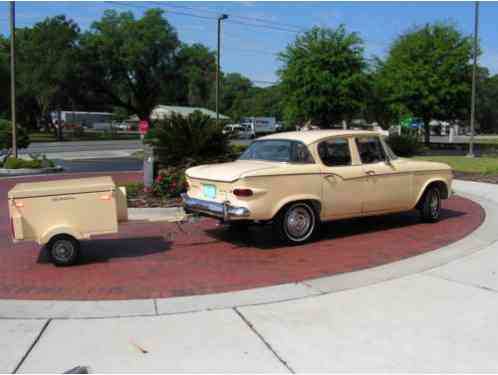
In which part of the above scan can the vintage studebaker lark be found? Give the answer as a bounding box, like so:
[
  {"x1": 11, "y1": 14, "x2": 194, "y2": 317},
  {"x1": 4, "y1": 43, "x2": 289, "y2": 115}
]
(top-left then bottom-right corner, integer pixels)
[{"x1": 182, "y1": 130, "x2": 453, "y2": 244}]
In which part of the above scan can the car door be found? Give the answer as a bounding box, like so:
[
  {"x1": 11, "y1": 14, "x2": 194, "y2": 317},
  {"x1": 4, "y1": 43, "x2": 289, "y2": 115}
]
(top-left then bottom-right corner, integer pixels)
[
  {"x1": 318, "y1": 137, "x2": 365, "y2": 220},
  {"x1": 355, "y1": 136, "x2": 412, "y2": 213}
]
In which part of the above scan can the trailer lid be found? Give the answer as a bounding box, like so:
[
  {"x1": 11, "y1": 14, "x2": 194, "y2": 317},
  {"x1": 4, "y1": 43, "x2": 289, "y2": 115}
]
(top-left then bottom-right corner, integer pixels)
[{"x1": 8, "y1": 176, "x2": 116, "y2": 199}]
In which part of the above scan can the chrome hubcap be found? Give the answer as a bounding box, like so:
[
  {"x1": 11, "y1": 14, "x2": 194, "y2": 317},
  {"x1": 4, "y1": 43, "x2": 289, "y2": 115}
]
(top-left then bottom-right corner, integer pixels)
[
  {"x1": 430, "y1": 191, "x2": 440, "y2": 218},
  {"x1": 286, "y1": 206, "x2": 313, "y2": 239},
  {"x1": 53, "y1": 240, "x2": 74, "y2": 261}
]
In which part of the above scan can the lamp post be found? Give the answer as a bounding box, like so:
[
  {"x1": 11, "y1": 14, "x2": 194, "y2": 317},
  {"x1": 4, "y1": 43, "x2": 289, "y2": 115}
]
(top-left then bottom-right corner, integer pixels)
[
  {"x1": 10, "y1": 1, "x2": 17, "y2": 158},
  {"x1": 468, "y1": 1, "x2": 479, "y2": 158},
  {"x1": 216, "y1": 14, "x2": 228, "y2": 127}
]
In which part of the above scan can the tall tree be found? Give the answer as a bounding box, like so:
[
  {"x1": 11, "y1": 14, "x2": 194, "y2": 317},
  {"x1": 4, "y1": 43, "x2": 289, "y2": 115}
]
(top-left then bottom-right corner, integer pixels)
[
  {"x1": 381, "y1": 23, "x2": 474, "y2": 145},
  {"x1": 477, "y1": 71, "x2": 498, "y2": 134},
  {"x1": 220, "y1": 73, "x2": 253, "y2": 114},
  {"x1": 2, "y1": 16, "x2": 80, "y2": 129},
  {"x1": 79, "y1": 9, "x2": 180, "y2": 122},
  {"x1": 174, "y1": 43, "x2": 216, "y2": 108},
  {"x1": 278, "y1": 25, "x2": 367, "y2": 128},
  {"x1": 0, "y1": 35, "x2": 9, "y2": 119}
]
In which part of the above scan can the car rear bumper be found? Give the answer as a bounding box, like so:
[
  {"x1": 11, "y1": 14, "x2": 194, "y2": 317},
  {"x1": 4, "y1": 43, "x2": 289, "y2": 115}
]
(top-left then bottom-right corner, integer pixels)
[{"x1": 181, "y1": 193, "x2": 250, "y2": 221}]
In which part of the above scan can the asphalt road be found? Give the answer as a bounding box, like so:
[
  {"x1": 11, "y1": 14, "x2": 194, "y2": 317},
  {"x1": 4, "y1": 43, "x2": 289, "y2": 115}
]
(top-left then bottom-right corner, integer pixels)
[
  {"x1": 22, "y1": 140, "x2": 143, "y2": 154},
  {"x1": 54, "y1": 158, "x2": 143, "y2": 173}
]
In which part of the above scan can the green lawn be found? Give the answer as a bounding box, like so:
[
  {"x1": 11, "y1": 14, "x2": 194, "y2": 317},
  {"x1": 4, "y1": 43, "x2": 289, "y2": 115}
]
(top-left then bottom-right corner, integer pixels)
[{"x1": 414, "y1": 156, "x2": 498, "y2": 175}]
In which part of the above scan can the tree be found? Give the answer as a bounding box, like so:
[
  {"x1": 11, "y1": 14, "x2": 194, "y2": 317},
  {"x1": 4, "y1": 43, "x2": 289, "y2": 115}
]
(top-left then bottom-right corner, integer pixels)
[
  {"x1": 14, "y1": 15, "x2": 80, "y2": 129},
  {"x1": 0, "y1": 36, "x2": 9, "y2": 119},
  {"x1": 220, "y1": 73, "x2": 253, "y2": 114},
  {"x1": 363, "y1": 59, "x2": 406, "y2": 130},
  {"x1": 278, "y1": 25, "x2": 367, "y2": 128},
  {"x1": 79, "y1": 9, "x2": 180, "y2": 122},
  {"x1": 173, "y1": 43, "x2": 216, "y2": 108},
  {"x1": 477, "y1": 72, "x2": 498, "y2": 134},
  {"x1": 228, "y1": 85, "x2": 283, "y2": 121},
  {"x1": 381, "y1": 23, "x2": 474, "y2": 145},
  {"x1": 0, "y1": 119, "x2": 30, "y2": 151}
]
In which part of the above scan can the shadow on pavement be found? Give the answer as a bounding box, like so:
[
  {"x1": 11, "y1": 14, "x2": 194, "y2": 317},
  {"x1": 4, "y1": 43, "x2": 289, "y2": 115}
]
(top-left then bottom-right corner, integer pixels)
[
  {"x1": 204, "y1": 208, "x2": 467, "y2": 251},
  {"x1": 37, "y1": 236, "x2": 171, "y2": 265}
]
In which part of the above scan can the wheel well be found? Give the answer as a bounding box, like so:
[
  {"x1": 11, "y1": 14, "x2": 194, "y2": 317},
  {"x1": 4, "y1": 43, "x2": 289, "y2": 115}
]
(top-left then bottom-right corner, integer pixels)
[
  {"x1": 416, "y1": 181, "x2": 449, "y2": 209},
  {"x1": 277, "y1": 199, "x2": 322, "y2": 219}
]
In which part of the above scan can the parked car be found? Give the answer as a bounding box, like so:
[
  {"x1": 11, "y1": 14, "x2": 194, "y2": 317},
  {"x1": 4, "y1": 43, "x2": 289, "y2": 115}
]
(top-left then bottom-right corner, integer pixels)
[
  {"x1": 222, "y1": 124, "x2": 243, "y2": 138},
  {"x1": 182, "y1": 130, "x2": 453, "y2": 244}
]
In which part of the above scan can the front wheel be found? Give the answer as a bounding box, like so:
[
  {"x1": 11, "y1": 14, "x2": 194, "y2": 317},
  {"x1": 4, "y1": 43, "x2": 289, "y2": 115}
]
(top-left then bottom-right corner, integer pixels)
[
  {"x1": 420, "y1": 186, "x2": 441, "y2": 223},
  {"x1": 47, "y1": 234, "x2": 80, "y2": 266},
  {"x1": 273, "y1": 202, "x2": 317, "y2": 244}
]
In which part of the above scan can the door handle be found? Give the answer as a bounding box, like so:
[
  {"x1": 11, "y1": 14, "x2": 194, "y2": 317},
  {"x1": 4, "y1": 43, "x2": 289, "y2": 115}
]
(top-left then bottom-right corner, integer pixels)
[{"x1": 366, "y1": 170, "x2": 376, "y2": 175}]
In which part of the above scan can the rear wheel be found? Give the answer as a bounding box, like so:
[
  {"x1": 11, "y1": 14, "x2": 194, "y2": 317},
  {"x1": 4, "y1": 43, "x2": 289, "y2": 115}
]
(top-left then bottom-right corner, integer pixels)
[
  {"x1": 420, "y1": 186, "x2": 441, "y2": 223},
  {"x1": 47, "y1": 234, "x2": 80, "y2": 266},
  {"x1": 273, "y1": 202, "x2": 317, "y2": 244}
]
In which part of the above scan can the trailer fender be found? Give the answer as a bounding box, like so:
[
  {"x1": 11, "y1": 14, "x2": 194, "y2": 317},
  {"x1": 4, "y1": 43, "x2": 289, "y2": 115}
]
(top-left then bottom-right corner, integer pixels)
[{"x1": 40, "y1": 225, "x2": 83, "y2": 246}]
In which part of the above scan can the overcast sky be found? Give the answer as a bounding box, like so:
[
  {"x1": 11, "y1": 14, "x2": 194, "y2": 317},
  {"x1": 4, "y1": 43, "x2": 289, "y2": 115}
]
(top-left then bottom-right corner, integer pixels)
[{"x1": 0, "y1": 1, "x2": 496, "y2": 86}]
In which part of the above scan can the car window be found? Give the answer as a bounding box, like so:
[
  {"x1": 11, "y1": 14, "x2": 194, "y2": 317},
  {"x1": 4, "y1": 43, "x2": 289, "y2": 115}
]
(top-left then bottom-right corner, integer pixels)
[
  {"x1": 291, "y1": 142, "x2": 314, "y2": 164},
  {"x1": 355, "y1": 137, "x2": 386, "y2": 164},
  {"x1": 239, "y1": 140, "x2": 313, "y2": 163},
  {"x1": 317, "y1": 138, "x2": 352, "y2": 167}
]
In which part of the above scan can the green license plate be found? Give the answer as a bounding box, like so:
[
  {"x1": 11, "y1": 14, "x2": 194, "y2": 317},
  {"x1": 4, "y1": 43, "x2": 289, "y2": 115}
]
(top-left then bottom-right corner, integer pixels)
[{"x1": 202, "y1": 184, "x2": 217, "y2": 199}]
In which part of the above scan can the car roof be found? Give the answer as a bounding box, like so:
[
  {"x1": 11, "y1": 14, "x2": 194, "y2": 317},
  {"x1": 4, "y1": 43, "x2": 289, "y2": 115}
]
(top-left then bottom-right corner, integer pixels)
[{"x1": 259, "y1": 130, "x2": 382, "y2": 145}]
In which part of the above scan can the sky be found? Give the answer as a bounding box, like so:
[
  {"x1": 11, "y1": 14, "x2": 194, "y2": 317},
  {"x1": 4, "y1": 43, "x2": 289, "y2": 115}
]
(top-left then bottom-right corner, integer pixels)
[{"x1": 0, "y1": 1, "x2": 497, "y2": 86}]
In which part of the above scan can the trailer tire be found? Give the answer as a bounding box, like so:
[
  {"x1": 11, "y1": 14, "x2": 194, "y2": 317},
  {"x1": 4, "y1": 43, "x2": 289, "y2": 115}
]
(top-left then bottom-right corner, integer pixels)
[{"x1": 47, "y1": 234, "x2": 80, "y2": 266}]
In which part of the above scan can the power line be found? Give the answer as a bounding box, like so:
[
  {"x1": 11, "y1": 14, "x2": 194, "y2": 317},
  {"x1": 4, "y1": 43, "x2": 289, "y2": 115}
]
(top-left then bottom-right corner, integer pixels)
[{"x1": 146, "y1": 1, "x2": 306, "y2": 32}]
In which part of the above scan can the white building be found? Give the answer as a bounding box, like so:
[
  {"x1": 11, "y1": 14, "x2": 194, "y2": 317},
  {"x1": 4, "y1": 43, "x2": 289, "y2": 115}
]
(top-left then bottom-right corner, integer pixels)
[{"x1": 128, "y1": 105, "x2": 230, "y2": 123}]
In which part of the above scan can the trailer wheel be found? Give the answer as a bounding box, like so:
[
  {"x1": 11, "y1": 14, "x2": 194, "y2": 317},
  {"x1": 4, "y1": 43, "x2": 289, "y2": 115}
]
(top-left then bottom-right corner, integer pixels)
[{"x1": 47, "y1": 234, "x2": 80, "y2": 266}]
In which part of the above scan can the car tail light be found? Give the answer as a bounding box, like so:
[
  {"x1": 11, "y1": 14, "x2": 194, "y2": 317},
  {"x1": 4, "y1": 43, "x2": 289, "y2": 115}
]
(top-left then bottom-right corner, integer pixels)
[
  {"x1": 14, "y1": 201, "x2": 24, "y2": 208},
  {"x1": 233, "y1": 188, "x2": 253, "y2": 197},
  {"x1": 100, "y1": 194, "x2": 112, "y2": 201}
]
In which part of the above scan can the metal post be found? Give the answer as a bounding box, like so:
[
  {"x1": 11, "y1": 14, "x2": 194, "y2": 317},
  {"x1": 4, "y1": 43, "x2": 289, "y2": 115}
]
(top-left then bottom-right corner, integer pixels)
[
  {"x1": 468, "y1": 1, "x2": 479, "y2": 158},
  {"x1": 9, "y1": 1, "x2": 17, "y2": 158},
  {"x1": 216, "y1": 14, "x2": 228, "y2": 127}
]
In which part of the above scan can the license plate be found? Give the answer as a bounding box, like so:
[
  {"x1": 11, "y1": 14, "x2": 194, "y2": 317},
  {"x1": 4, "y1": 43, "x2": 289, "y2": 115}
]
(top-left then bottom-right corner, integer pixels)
[{"x1": 202, "y1": 184, "x2": 217, "y2": 199}]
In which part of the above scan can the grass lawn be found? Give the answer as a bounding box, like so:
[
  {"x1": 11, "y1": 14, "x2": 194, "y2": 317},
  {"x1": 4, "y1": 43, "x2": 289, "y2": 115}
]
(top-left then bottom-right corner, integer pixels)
[{"x1": 414, "y1": 155, "x2": 498, "y2": 175}]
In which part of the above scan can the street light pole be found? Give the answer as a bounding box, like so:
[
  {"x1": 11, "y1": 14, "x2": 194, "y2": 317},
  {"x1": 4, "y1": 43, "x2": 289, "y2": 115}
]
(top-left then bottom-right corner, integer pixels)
[
  {"x1": 216, "y1": 14, "x2": 228, "y2": 127},
  {"x1": 468, "y1": 1, "x2": 479, "y2": 158},
  {"x1": 9, "y1": 1, "x2": 17, "y2": 159}
]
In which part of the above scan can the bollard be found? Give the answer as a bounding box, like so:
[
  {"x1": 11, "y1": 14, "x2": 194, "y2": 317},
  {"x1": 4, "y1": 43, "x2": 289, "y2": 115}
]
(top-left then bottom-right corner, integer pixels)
[{"x1": 143, "y1": 145, "x2": 154, "y2": 189}]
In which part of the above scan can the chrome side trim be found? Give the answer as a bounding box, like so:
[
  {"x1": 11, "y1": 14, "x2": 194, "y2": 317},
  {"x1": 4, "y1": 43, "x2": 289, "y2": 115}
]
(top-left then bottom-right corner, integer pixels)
[{"x1": 181, "y1": 193, "x2": 250, "y2": 221}]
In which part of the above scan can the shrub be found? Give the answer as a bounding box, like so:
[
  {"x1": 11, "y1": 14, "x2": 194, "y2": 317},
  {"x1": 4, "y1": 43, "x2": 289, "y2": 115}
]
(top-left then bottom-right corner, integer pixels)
[
  {"x1": 387, "y1": 134, "x2": 424, "y2": 157},
  {"x1": 144, "y1": 111, "x2": 228, "y2": 164},
  {"x1": 0, "y1": 119, "x2": 31, "y2": 150},
  {"x1": 152, "y1": 170, "x2": 186, "y2": 198},
  {"x1": 123, "y1": 182, "x2": 144, "y2": 198}
]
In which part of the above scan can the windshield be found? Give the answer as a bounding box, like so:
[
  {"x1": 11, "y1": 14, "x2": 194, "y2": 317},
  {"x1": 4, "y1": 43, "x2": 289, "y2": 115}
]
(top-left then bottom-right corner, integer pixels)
[{"x1": 239, "y1": 140, "x2": 314, "y2": 163}]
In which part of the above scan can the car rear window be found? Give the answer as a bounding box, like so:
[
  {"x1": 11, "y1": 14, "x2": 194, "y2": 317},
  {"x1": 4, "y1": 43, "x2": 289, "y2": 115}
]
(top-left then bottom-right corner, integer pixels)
[{"x1": 239, "y1": 140, "x2": 314, "y2": 163}]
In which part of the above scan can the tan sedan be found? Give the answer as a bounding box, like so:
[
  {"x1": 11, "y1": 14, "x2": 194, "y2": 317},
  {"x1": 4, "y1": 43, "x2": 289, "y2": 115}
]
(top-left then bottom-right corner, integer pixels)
[{"x1": 182, "y1": 130, "x2": 453, "y2": 244}]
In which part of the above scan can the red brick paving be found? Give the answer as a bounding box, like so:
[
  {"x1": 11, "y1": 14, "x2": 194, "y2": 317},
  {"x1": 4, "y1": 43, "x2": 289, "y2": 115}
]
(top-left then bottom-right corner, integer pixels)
[{"x1": 0, "y1": 172, "x2": 485, "y2": 300}]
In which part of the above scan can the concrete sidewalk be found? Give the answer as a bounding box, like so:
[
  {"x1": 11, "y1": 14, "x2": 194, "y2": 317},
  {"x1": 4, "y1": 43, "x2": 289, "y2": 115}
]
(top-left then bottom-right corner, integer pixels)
[{"x1": 2, "y1": 180, "x2": 498, "y2": 373}]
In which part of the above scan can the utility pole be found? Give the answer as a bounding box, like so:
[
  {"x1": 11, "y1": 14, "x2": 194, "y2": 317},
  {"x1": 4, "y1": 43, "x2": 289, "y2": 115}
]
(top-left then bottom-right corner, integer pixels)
[
  {"x1": 468, "y1": 1, "x2": 479, "y2": 158},
  {"x1": 216, "y1": 14, "x2": 228, "y2": 127},
  {"x1": 10, "y1": 1, "x2": 17, "y2": 158}
]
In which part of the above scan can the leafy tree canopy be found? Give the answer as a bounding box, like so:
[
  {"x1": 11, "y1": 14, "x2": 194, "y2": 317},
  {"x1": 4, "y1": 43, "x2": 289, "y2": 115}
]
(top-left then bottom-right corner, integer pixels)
[
  {"x1": 79, "y1": 9, "x2": 180, "y2": 121},
  {"x1": 278, "y1": 25, "x2": 367, "y2": 128},
  {"x1": 382, "y1": 22, "x2": 474, "y2": 144}
]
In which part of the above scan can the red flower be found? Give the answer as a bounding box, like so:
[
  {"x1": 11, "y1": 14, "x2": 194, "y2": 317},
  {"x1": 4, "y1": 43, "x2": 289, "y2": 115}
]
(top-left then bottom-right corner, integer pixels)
[{"x1": 144, "y1": 186, "x2": 152, "y2": 193}]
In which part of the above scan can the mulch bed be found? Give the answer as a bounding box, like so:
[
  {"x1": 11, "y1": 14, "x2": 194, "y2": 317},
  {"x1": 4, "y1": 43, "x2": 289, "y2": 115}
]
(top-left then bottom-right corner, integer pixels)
[{"x1": 454, "y1": 172, "x2": 498, "y2": 184}]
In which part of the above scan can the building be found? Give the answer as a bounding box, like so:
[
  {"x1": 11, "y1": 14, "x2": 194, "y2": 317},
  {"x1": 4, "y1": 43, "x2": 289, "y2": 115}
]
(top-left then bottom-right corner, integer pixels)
[{"x1": 128, "y1": 105, "x2": 230, "y2": 123}]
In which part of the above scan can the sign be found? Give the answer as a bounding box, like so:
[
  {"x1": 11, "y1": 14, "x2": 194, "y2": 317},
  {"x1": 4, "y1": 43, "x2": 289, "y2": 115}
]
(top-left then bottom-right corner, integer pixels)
[{"x1": 139, "y1": 120, "x2": 149, "y2": 135}]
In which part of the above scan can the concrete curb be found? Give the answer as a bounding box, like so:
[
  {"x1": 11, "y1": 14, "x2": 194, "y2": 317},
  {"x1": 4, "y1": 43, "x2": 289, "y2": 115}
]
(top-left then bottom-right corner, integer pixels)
[{"x1": 0, "y1": 179, "x2": 496, "y2": 320}]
